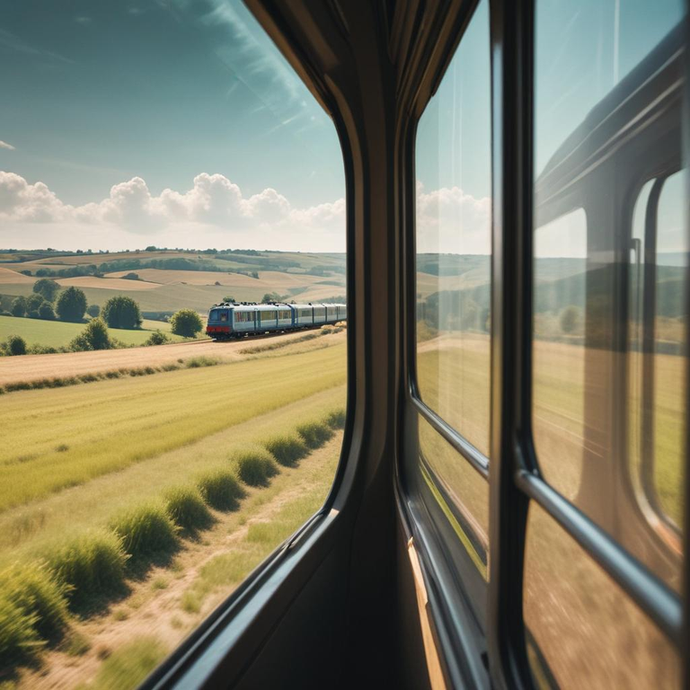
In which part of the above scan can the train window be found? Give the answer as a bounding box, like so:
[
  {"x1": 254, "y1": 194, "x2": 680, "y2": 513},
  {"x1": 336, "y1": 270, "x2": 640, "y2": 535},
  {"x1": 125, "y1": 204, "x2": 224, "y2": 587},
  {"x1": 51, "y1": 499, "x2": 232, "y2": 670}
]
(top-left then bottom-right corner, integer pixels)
[
  {"x1": 532, "y1": 0, "x2": 687, "y2": 592},
  {"x1": 0, "y1": 1, "x2": 346, "y2": 687},
  {"x1": 523, "y1": 503, "x2": 680, "y2": 689},
  {"x1": 414, "y1": 0, "x2": 491, "y2": 453},
  {"x1": 629, "y1": 171, "x2": 687, "y2": 541}
]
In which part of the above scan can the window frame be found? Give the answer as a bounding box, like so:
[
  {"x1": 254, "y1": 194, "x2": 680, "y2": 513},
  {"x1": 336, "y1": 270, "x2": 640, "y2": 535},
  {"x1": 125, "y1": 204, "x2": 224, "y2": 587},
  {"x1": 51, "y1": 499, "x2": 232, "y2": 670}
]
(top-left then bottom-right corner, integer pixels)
[{"x1": 397, "y1": 2, "x2": 688, "y2": 689}]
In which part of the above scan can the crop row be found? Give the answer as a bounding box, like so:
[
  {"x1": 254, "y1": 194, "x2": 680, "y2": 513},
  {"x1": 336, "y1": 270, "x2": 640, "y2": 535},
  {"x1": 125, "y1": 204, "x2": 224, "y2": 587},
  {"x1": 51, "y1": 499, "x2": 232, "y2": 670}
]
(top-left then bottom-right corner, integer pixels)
[{"x1": 0, "y1": 409, "x2": 345, "y2": 672}]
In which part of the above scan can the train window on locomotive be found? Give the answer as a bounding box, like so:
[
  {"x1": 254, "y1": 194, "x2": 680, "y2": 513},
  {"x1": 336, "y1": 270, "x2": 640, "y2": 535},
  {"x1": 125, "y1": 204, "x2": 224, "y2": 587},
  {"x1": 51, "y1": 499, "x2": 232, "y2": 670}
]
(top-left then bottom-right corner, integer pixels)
[
  {"x1": 0, "y1": 1, "x2": 346, "y2": 687},
  {"x1": 528, "y1": 0, "x2": 687, "y2": 682},
  {"x1": 414, "y1": 0, "x2": 491, "y2": 453}
]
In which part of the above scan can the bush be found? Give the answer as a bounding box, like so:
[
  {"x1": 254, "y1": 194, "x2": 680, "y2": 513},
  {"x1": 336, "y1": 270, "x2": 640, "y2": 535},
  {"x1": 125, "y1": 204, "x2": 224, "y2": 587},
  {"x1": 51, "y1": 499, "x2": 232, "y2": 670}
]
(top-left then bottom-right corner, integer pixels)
[
  {"x1": 27, "y1": 309, "x2": 40, "y2": 319},
  {"x1": 110, "y1": 504, "x2": 179, "y2": 562},
  {"x1": 235, "y1": 449, "x2": 279, "y2": 487},
  {"x1": 164, "y1": 487, "x2": 213, "y2": 532},
  {"x1": 56, "y1": 286, "x2": 87, "y2": 322},
  {"x1": 223, "y1": 296, "x2": 235, "y2": 303},
  {"x1": 102, "y1": 296, "x2": 142, "y2": 329},
  {"x1": 33, "y1": 278, "x2": 60, "y2": 302},
  {"x1": 70, "y1": 318, "x2": 111, "y2": 352},
  {"x1": 6, "y1": 335, "x2": 27, "y2": 356},
  {"x1": 185, "y1": 356, "x2": 219, "y2": 368},
  {"x1": 170, "y1": 309, "x2": 203, "y2": 338},
  {"x1": 122, "y1": 272, "x2": 139, "y2": 280},
  {"x1": 47, "y1": 531, "x2": 128, "y2": 608},
  {"x1": 0, "y1": 564, "x2": 70, "y2": 643},
  {"x1": 10, "y1": 296, "x2": 26, "y2": 317},
  {"x1": 0, "y1": 593, "x2": 41, "y2": 667},
  {"x1": 145, "y1": 330, "x2": 168, "y2": 346},
  {"x1": 264, "y1": 434, "x2": 308, "y2": 467},
  {"x1": 325, "y1": 408, "x2": 346, "y2": 429},
  {"x1": 87, "y1": 304, "x2": 101, "y2": 318},
  {"x1": 197, "y1": 469, "x2": 245, "y2": 511},
  {"x1": 296, "y1": 420, "x2": 334, "y2": 449},
  {"x1": 38, "y1": 301, "x2": 56, "y2": 320}
]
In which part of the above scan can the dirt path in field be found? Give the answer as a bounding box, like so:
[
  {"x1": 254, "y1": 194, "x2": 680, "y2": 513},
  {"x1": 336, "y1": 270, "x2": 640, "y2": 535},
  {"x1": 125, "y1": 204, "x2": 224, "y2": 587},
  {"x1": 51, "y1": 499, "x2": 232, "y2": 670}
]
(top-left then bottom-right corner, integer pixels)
[
  {"x1": 17, "y1": 435, "x2": 341, "y2": 690},
  {"x1": 0, "y1": 330, "x2": 324, "y2": 386}
]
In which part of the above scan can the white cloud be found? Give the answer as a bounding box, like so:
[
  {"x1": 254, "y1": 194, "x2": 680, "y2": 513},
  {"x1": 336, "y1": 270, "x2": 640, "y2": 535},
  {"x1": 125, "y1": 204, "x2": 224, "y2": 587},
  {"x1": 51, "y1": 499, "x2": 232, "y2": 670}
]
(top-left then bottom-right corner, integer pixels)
[
  {"x1": 0, "y1": 140, "x2": 15, "y2": 151},
  {"x1": 0, "y1": 170, "x2": 346, "y2": 251},
  {"x1": 416, "y1": 183, "x2": 491, "y2": 254}
]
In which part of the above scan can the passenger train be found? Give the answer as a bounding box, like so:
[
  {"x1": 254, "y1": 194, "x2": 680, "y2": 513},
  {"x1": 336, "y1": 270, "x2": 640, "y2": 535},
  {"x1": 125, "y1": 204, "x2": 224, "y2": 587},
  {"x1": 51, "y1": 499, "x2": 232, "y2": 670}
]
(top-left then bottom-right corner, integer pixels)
[{"x1": 206, "y1": 302, "x2": 347, "y2": 340}]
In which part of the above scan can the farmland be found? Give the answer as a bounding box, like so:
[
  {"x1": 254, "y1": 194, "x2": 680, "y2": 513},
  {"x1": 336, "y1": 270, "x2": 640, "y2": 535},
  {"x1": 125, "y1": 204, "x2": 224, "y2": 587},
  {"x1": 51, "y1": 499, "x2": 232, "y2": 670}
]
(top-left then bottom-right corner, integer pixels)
[
  {"x1": 0, "y1": 316, "x2": 184, "y2": 350},
  {"x1": 0, "y1": 329, "x2": 347, "y2": 689},
  {"x1": 0, "y1": 249, "x2": 348, "y2": 320}
]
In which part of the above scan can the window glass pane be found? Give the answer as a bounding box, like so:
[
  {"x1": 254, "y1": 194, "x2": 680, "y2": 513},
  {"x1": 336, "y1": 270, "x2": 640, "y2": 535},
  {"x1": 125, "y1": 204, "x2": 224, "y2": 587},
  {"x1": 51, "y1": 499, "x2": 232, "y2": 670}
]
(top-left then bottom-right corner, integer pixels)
[
  {"x1": 415, "y1": 0, "x2": 491, "y2": 455},
  {"x1": 524, "y1": 504, "x2": 680, "y2": 689},
  {"x1": 533, "y1": 0, "x2": 687, "y2": 591},
  {"x1": 0, "y1": 1, "x2": 346, "y2": 686}
]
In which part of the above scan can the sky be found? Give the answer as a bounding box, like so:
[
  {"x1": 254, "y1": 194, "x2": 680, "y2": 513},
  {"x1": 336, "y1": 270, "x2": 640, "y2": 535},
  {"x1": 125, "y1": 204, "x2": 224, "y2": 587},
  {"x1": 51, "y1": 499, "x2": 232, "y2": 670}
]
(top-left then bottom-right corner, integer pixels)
[
  {"x1": 0, "y1": 0, "x2": 345, "y2": 252},
  {"x1": 0, "y1": 0, "x2": 686, "y2": 255}
]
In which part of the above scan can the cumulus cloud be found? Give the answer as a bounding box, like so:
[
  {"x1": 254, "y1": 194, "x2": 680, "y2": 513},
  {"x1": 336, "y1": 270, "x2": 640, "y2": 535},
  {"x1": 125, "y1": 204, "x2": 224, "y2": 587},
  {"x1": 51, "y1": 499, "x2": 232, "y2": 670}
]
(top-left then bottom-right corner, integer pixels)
[
  {"x1": 0, "y1": 170, "x2": 346, "y2": 250},
  {"x1": 416, "y1": 183, "x2": 491, "y2": 254},
  {"x1": 0, "y1": 140, "x2": 15, "y2": 150}
]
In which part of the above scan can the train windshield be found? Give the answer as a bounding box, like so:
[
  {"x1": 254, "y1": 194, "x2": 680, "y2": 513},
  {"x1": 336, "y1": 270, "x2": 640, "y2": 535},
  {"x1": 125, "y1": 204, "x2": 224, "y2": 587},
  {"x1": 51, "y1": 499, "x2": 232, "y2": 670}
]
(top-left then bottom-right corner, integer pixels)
[{"x1": 208, "y1": 308, "x2": 228, "y2": 323}]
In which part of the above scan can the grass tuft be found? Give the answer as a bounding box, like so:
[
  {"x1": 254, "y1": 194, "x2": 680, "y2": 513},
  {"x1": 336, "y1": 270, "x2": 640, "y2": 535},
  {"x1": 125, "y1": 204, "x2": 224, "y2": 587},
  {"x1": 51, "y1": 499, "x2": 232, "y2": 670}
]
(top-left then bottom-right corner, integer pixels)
[
  {"x1": 110, "y1": 504, "x2": 179, "y2": 564},
  {"x1": 46, "y1": 530, "x2": 128, "y2": 611},
  {"x1": 234, "y1": 449, "x2": 279, "y2": 487},
  {"x1": 164, "y1": 487, "x2": 214, "y2": 533},
  {"x1": 0, "y1": 593, "x2": 42, "y2": 668},
  {"x1": 263, "y1": 434, "x2": 308, "y2": 467},
  {"x1": 82, "y1": 635, "x2": 168, "y2": 690},
  {"x1": 0, "y1": 563, "x2": 70, "y2": 643},
  {"x1": 197, "y1": 469, "x2": 245, "y2": 511},
  {"x1": 296, "y1": 419, "x2": 334, "y2": 449},
  {"x1": 185, "y1": 356, "x2": 220, "y2": 369},
  {"x1": 325, "y1": 407, "x2": 346, "y2": 430}
]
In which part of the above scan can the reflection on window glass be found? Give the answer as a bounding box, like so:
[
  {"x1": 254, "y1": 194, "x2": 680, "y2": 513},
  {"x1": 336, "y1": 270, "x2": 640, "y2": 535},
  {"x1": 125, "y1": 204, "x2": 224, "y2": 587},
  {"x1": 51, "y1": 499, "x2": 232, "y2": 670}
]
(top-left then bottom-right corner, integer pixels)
[
  {"x1": 524, "y1": 504, "x2": 680, "y2": 690},
  {"x1": 415, "y1": 0, "x2": 491, "y2": 455},
  {"x1": 0, "y1": 1, "x2": 346, "y2": 686},
  {"x1": 533, "y1": 0, "x2": 687, "y2": 593},
  {"x1": 628, "y1": 172, "x2": 687, "y2": 537},
  {"x1": 419, "y1": 417, "x2": 489, "y2": 566}
]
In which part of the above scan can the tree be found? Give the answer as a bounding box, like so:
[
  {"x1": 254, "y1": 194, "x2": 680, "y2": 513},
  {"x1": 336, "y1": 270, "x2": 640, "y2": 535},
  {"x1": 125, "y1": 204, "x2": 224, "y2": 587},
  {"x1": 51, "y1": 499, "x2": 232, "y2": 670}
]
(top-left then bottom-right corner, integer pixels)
[
  {"x1": 560, "y1": 305, "x2": 583, "y2": 334},
  {"x1": 102, "y1": 296, "x2": 142, "y2": 329},
  {"x1": 33, "y1": 278, "x2": 60, "y2": 302},
  {"x1": 70, "y1": 319, "x2": 111, "y2": 351},
  {"x1": 170, "y1": 309, "x2": 203, "y2": 338},
  {"x1": 223, "y1": 296, "x2": 236, "y2": 303},
  {"x1": 262, "y1": 292, "x2": 281, "y2": 303},
  {"x1": 38, "y1": 301, "x2": 55, "y2": 320},
  {"x1": 87, "y1": 304, "x2": 101, "y2": 318},
  {"x1": 5, "y1": 335, "x2": 27, "y2": 356},
  {"x1": 10, "y1": 296, "x2": 26, "y2": 317},
  {"x1": 56, "y1": 286, "x2": 87, "y2": 322},
  {"x1": 26, "y1": 293, "x2": 44, "y2": 312},
  {"x1": 122, "y1": 272, "x2": 139, "y2": 280}
]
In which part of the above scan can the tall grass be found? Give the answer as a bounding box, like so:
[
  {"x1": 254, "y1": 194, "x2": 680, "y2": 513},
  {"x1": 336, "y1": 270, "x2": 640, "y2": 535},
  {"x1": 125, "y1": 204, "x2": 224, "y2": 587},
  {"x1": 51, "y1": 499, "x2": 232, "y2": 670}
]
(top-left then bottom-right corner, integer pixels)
[
  {"x1": 325, "y1": 407, "x2": 346, "y2": 430},
  {"x1": 296, "y1": 419, "x2": 334, "y2": 449},
  {"x1": 263, "y1": 434, "x2": 308, "y2": 467},
  {"x1": 0, "y1": 593, "x2": 41, "y2": 667},
  {"x1": 164, "y1": 487, "x2": 214, "y2": 533},
  {"x1": 46, "y1": 531, "x2": 128, "y2": 610},
  {"x1": 235, "y1": 449, "x2": 279, "y2": 487},
  {"x1": 0, "y1": 563, "x2": 70, "y2": 643},
  {"x1": 110, "y1": 504, "x2": 179, "y2": 564},
  {"x1": 197, "y1": 469, "x2": 245, "y2": 511}
]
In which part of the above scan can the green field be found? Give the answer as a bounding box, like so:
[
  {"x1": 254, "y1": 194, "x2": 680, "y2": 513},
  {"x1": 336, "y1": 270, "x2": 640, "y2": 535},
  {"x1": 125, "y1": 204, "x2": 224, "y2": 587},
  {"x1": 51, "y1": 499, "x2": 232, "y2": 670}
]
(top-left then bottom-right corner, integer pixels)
[{"x1": 0, "y1": 315, "x2": 186, "y2": 348}]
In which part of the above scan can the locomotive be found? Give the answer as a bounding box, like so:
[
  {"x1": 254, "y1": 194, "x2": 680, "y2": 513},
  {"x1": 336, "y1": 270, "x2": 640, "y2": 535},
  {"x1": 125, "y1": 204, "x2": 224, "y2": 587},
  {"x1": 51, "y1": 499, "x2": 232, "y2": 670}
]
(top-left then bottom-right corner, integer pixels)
[{"x1": 206, "y1": 301, "x2": 347, "y2": 340}]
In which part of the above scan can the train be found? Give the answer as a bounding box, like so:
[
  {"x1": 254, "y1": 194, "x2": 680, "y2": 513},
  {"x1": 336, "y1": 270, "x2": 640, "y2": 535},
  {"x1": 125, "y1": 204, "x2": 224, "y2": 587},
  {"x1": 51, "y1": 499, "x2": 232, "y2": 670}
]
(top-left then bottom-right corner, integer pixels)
[{"x1": 205, "y1": 301, "x2": 347, "y2": 340}]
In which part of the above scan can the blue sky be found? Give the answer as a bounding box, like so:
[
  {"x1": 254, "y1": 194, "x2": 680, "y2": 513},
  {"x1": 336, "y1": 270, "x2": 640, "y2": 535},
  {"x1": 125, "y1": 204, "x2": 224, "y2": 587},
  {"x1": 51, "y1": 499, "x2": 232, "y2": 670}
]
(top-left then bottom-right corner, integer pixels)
[{"x1": 0, "y1": 0, "x2": 345, "y2": 251}]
